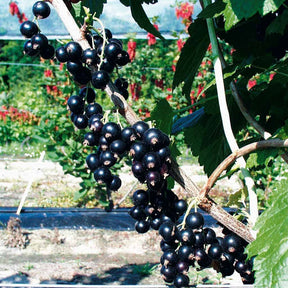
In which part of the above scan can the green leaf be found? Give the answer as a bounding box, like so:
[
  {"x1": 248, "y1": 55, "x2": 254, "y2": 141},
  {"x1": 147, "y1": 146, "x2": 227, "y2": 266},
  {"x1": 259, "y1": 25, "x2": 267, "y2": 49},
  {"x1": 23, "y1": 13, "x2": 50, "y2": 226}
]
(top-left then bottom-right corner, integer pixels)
[
  {"x1": 246, "y1": 149, "x2": 279, "y2": 169},
  {"x1": 223, "y1": 0, "x2": 285, "y2": 30},
  {"x1": 130, "y1": 0, "x2": 164, "y2": 40},
  {"x1": 173, "y1": 19, "x2": 210, "y2": 100},
  {"x1": 266, "y1": 9, "x2": 288, "y2": 35},
  {"x1": 226, "y1": 188, "x2": 247, "y2": 207},
  {"x1": 149, "y1": 99, "x2": 173, "y2": 134},
  {"x1": 246, "y1": 178, "x2": 288, "y2": 288},
  {"x1": 82, "y1": 0, "x2": 107, "y2": 18},
  {"x1": 197, "y1": 0, "x2": 226, "y2": 19},
  {"x1": 70, "y1": 2, "x2": 85, "y2": 24}
]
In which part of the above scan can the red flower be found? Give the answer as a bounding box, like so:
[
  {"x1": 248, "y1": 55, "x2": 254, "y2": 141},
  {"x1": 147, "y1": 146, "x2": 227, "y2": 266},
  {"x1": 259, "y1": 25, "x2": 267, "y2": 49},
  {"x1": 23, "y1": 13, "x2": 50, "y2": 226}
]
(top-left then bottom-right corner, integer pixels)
[
  {"x1": 147, "y1": 24, "x2": 158, "y2": 46},
  {"x1": 177, "y1": 39, "x2": 185, "y2": 52},
  {"x1": 247, "y1": 79, "x2": 257, "y2": 90},
  {"x1": 175, "y1": 2, "x2": 194, "y2": 27},
  {"x1": 269, "y1": 72, "x2": 276, "y2": 81},
  {"x1": 127, "y1": 39, "x2": 137, "y2": 62},
  {"x1": 44, "y1": 69, "x2": 53, "y2": 78}
]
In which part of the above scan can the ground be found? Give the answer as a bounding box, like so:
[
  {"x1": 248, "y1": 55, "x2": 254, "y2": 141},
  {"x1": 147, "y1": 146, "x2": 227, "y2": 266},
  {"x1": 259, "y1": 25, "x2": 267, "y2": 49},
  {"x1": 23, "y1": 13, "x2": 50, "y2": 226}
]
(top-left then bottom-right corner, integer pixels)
[{"x1": 0, "y1": 158, "x2": 244, "y2": 286}]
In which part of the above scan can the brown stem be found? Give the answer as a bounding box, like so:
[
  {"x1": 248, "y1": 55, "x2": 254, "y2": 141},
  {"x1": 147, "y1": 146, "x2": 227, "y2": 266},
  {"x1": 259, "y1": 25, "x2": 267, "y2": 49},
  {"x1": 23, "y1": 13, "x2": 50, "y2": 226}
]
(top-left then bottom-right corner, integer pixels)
[
  {"x1": 201, "y1": 138, "x2": 288, "y2": 197},
  {"x1": 49, "y1": 0, "x2": 256, "y2": 243}
]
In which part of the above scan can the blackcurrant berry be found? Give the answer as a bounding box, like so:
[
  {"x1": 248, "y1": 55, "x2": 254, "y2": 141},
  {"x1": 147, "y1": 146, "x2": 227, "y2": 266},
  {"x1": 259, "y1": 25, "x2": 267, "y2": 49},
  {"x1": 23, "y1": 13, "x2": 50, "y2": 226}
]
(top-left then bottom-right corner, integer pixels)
[
  {"x1": 40, "y1": 44, "x2": 55, "y2": 59},
  {"x1": 174, "y1": 199, "x2": 187, "y2": 215},
  {"x1": 73, "y1": 67, "x2": 92, "y2": 85},
  {"x1": 160, "y1": 265, "x2": 176, "y2": 283},
  {"x1": 160, "y1": 239, "x2": 178, "y2": 252},
  {"x1": 129, "y1": 142, "x2": 148, "y2": 161},
  {"x1": 161, "y1": 250, "x2": 178, "y2": 266},
  {"x1": 67, "y1": 95, "x2": 85, "y2": 114},
  {"x1": 178, "y1": 245, "x2": 194, "y2": 263},
  {"x1": 101, "y1": 122, "x2": 121, "y2": 142},
  {"x1": 100, "y1": 58, "x2": 115, "y2": 74},
  {"x1": 99, "y1": 135, "x2": 109, "y2": 151},
  {"x1": 79, "y1": 87, "x2": 96, "y2": 103},
  {"x1": 174, "y1": 273, "x2": 189, "y2": 288},
  {"x1": 91, "y1": 70, "x2": 110, "y2": 89},
  {"x1": 132, "y1": 189, "x2": 149, "y2": 206},
  {"x1": 23, "y1": 40, "x2": 39, "y2": 57},
  {"x1": 115, "y1": 50, "x2": 130, "y2": 66},
  {"x1": 159, "y1": 221, "x2": 176, "y2": 242},
  {"x1": 177, "y1": 228, "x2": 195, "y2": 245},
  {"x1": 67, "y1": 61, "x2": 83, "y2": 75},
  {"x1": 32, "y1": 1, "x2": 51, "y2": 19},
  {"x1": 208, "y1": 243, "x2": 223, "y2": 260},
  {"x1": 121, "y1": 127, "x2": 137, "y2": 145},
  {"x1": 104, "y1": 42, "x2": 122, "y2": 63},
  {"x1": 20, "y1": 21, "x2": 39, "y2": 38},
  {"x1": 220, "y1": 262, "x2": 235, "y2": 277},
  {"x1": 143, "y1": 128, "x2": 168, "y2": 150},
  {"x1": 146, "y1": 170, "x2": 163, "y2": 190},
  {"x1": 65, "y1": 41, "x2": 83, "y2": 61},
  {"x1": 86, "y1": 153, "x2": 100, "y2": 171},
  {"x1": 203, "y1": 227, "x2": 216, "y2": 244},
  {"x1": 135, "y1": 219, "x2": 150, "y2": 233},
  {"x1": 194, "y1": 231, "x2": 205, "y2": 248},
  {"x1": 223, "y1": 234, "x2": 243, "y2": 254},
  {"x1": 194, "y1": 248, "x2": 212, "y2": 268},
  {"x1": 176, "y1": 261, "x2": 189, "y2": 273},
  {"x1": 89, "y1": 118, "x2": 103, "y2": 133},
  {"x1": 83, "y1": 132, "x2": 99, "y2": 146},
  {"x1": 93, "y1": 166, "x2": 112, "y2": 184},
  {"x1": 73, "y1": 114, "x2": 88, "y2": 129},
  {"x1": 150, "y1": 217, "x2": 162, "y2": 230},
  {"x1": 99, "y1": 150, "x2": 117, "y2": 167},
  {"x1": 186, "y1": 212, "x2": 204, "y2": 229},
  {"x1": 132, "y1": 121, "x2": 149, "y2": 139},
  {"x1": 103, "y1": 28, "x2": 113, "y2": 39},
  {"x1": 56, "y1": 46, "x2": 69, "y2": 63},
  {"x1": 131, "y1": 161, "x2": 146, "y2": 182},
  {"x1": 31, "y1": 33, "x2": 48, "y2": 51},
  {"x1": 128, "y1": 205, "x2": 146, "y2": 221},
  {"x1": 82, "y1": 48, "x2": 99, "y2": 66},
  {"x1": 142, "y1": 152, "x2": 161, "y2": 170},
  {"x1": 110, "y1": 139, "x2": 127, "y2": 157},
  {"x1": 108, "y1": 175, "x2": 122, "y2": 191},
  {"x1": 85, "y1": 103, "x2": 103, "y2": 118}
]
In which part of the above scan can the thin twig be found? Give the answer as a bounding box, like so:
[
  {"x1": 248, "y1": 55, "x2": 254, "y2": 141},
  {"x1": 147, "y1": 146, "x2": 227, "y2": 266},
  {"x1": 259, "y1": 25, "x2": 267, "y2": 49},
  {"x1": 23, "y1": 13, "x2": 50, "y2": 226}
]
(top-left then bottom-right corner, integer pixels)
[{"x1": 200, "y1": 138, "x2": 288, "y2": 197}]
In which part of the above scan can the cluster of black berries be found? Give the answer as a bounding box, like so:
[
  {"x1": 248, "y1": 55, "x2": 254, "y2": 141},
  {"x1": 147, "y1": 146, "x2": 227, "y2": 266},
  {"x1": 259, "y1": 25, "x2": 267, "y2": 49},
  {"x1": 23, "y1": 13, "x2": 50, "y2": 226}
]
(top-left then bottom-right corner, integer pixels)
[
  {"x1": 20, "y1": 2, "x2": 131, "y2": 93},
  {"x1": 55, "y1": 28, "x2": 130, "y2": 88},
  {"x1": 67, "y1": 86, "x2": 121, "y2": 192},
  {"x1": 20, "y1": 1, "x2": 55, "y2": 59},
  {"x1": 155, "y1": 211, "x2": 254, "y2": 287},
  {"x1": 67, "y1": 86, "x2": 173, "y2": 197}
]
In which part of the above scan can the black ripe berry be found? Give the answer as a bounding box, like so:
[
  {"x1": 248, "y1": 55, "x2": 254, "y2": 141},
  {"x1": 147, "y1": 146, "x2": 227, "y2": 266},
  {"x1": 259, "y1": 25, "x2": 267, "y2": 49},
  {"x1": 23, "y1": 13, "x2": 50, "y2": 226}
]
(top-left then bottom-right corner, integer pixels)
[
  {"x1": 65, "y1": 41, "x2": 83, "y2": 61},
  {"x1": 108, "y1": 175, "x2": 122, "y2": 191},
  {"x1": 93, "y1": 166, "x2": 112, "y2": 184},
  {"x1": 67, "y1": 61, "x2": 83, "y2": 75},
  {"x1": 85, "y1": 103, "x2": 103, "y2": 118},
  {"x1": 115, "y1": 50, "x2": 130, "y2": 66},
  {"x1": 40, "y1": 44, "x2": 55, "y2": 59},
  {"x1": 121, "y1": 127, "x2": 137, "y2": 145},
  {"x1": 82, "y1": 48, "x2": 99, "y2": 66},
  {"x1": 56, "y1": 46, "x2": 69, "y2": 63},
  {"x1": 174, "y1": 273, "x2": 190, "y2": 288},
  {"x1": 32, "y1": 1, "x2": 51, "y2": 19},
  {"x1": 159, "y1": 221, "x2": 176, "y2": 242},
  {"x1": 223, "y1": 234, "x2": 242, "y2": 254},
  {"x1": 208, "y1": 243, "x2": 223, "y2": 260},
  {"x1": 129, "y1": 142, "x2": 148, "y2": 161},
  {"x1": 110, "y1": 139, "x2": 127, "y2": 157},
  {"x1": 132, "y1": 121, "x2": 149, "y2": 139},
  {"x1": 79, "y1": 87, "x2": 96, "y2": 103},
  {"x1": 132, "y1": 189, "x2": 149, "y2": 206},
  {"x1": 20, "y1": 21, "x2": 39, "y2": 38},
  {"x1": 104, "y1": 42, "x2": 122, "y2": 63},
  {"x1": 67, "y1": 95, "x2": 85, "y2": 114},
  {"x1": 143, "y1": 128, "x2": 169, "y2": 150},
  {"x1": 142, "y1": 152, "x2": 161, "y2": 170},
  {"x1": 160, "y1": 265, "x2": 176, "y2": 283},
  {"x1": 186, "y1": 211, "x2": 204, "y2": 229},
  {"x1": 101, "y1": 122, "x2": 121, "y2": 142},
  {"x1": 31, "y1": 33, "x2": 48, "y2": 51},
  {"x1": 204, "y1": 227, "x2": 217, "y2": 244},
  {"x1": 73, "y1": 114, "x2": 88, "y2": 129},
  {"x1": 23, "y1": 40, "x2": 39, "y2": 57},
  {"x1": 128, "y1": 206, "x2": 146, "y2": 221},
  {"x1": 135, "y1": 220, "x2": 150, "y2": 234},
  {"x1": 92, "y1": 70, "x2": 110, "y2": 89},
  {"x1": 83, "y1": 132, "x2": 99, "y2": 146},
  {"x1": 174, "y1": 199, "x2": 187, "y2": 215},
  {"x1": 86, "y1": 153, "x2": 100, "y2": 171},
  {"x1": 99, "y1": 150, "x2": 117, "y2": 167},
  {"x1": 73, "y1": 67, "x2": 91, "y2": 85}
]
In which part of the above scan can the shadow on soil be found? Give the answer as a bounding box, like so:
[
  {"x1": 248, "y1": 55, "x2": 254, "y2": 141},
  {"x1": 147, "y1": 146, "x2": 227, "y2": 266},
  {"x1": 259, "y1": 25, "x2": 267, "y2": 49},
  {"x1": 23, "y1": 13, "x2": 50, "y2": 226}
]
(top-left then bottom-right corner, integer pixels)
[{"x1": 0, "y1": 263, "x2": 160, "y2": 286}]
